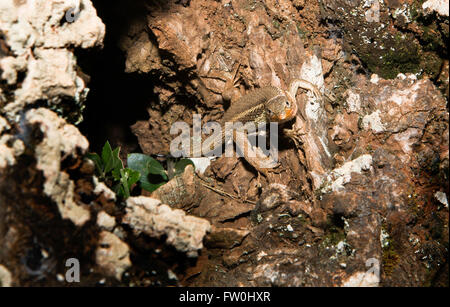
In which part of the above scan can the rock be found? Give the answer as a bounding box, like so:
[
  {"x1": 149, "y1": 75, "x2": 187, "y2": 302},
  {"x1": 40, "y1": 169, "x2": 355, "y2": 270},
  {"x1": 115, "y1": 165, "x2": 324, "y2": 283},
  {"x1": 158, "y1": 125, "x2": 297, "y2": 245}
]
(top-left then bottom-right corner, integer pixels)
[
  {"x1": 222, "y1": 245, "x2": 250, "y2": 268},
  {"x1": 256, "y1": 183, "x2": 293, "y2": 212},
  {"x1": 97, "y1": 211, "x2": 116, "y2": 231},
  {"x1": 320, "y1": 0, "x2": 447, "y2": 83},
  {"x1": 0, "y1": 0, "x2": 107, "y2": 286},
  {"x1": 0, "y1": 0, "x2": 105, "y2": 122},
  {"x1": 93, "y1": 177, "x2": 116, "y2": 202},
  {"x1": 322, "y1": 154, "x2": 373, "y2": 193},
  {"x1": 205, "y1": 226, "x2": 250, "y2": 249},
  {"x1": 122, "y1": 196, "x2": 211, "y2": 257},
  {"x1": 434, "y1": 191, "x2": 448, "y2": 208},
  {"x1": 25, "y1": 108, "x2": 91, "y2": 226},
  {"x1": 95, "y1": 231, "x2": 131, "y2": 281},
  {"x1": 422, "y1": 0, "x2": 449, "y2": 16},
  {"x1": 0, "y1": 264, "x2": 12, "y2": 287},
  {"x1": 0, "y1": 0, "x2": 447, "y2": 288},
  {"x1": 150, "y1": 165, "x2": 198, "y2": 210},
  {"x1": 342, "y1": 271, "x2": 380, "y2": 287}
]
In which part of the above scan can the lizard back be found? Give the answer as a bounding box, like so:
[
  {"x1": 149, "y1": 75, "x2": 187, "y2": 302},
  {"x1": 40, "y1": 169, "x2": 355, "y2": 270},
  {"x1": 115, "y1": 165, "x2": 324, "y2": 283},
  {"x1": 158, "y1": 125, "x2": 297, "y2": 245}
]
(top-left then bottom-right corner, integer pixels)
[{"x1": 220, "y1": 86, "x2": 284, "y2": 124}]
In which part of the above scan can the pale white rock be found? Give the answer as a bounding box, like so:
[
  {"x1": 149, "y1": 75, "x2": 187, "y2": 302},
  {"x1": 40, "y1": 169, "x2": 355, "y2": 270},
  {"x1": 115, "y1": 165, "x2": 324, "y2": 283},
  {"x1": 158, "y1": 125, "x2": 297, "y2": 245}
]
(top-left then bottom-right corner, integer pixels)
[
  {"x1": 342, "y1": 271, "x2": 380, "y2": 287},
  {"x1": 97, "y1": 211, "x2": 116, "y2": 231},
  {"x1": 0, "y1": 0, "x2": 105, "y2": 120},
  {"x1": 434, "y1": 191, "x2": 448, "y2": 208},
  {"x1": 422, "y1": 0, "x2": 449, "y2": 16},
  {"x1": 346, "y1": 90, "x2": 361, "y2": 113},
  {"x1": 25, "y1": 108, "x2": 90, "y2": 226},
  {"x1": 95, "y1": 231, "x2": 131, "y2": 281},
  {"x1": 0, "y1": 56, "x2": 27, "y2": 85},
  {"x1": 393, "y1": 128, "x2": 422, "y2": 156},
  {"x1": 0, "y1": 135, "x2": 24, "y2": 169},
  {"x1": 0, "y1": 116, "x2": 9, "y2": 133},
  {"x1": 0, "y1": 265, "x2": 12, "y2": 287},
  {"x1": 299, "y1": 54, "x2": 332, "y2": 177},
  {"x1": 4, "y1": 48, "x2": 88, "y2": 118},
  {"x1": 253, "y1": 263, "x2": 280, "y2": 284},
  {"x1": 370, "y1": 74, "x2": 380, "y2": 84},
  {"x1": 93, "y1": 177, "x2": 117, "y2": 201},
  {"x1": 301, "y1": 55, "x2": 325, "y2": 122},
  {"x1": 323, "y1": 154, "x2": 373, "y2": 193},
  {"x1": 0, "y1": 0, "x2": 104, "y2": 54},
  {"x1": 256, "y1": 251, "x2": 268, "y2": 261},
  {"x1": 387, "y1": 85, "x2": 419, "y2": 106},
  {"x1": 407, "y1": 73, "x2": 418, "y2": 80},
  {"x1": 397, "y1": 73, "x2": 407, "y2": 80},
  {"x1": 300, "y1": 55, "x2": 325, "y2": 92},
  {"x1": 362, "y1": 110, "x2": 385, "y2": 133},
  {"x1": 123, "y1": 196, "x2": 211, "y2": 257},
  {"x1": 167, "y1": 269, "x2": 178, "y2": 281}
]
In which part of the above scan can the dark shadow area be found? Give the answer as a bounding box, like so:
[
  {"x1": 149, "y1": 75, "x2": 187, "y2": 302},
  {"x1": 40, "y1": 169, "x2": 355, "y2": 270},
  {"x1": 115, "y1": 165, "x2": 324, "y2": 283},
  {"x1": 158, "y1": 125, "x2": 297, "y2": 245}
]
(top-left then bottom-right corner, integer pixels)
[{"x1": 77, "y1": 0, "x2": 157, "y2": 158}]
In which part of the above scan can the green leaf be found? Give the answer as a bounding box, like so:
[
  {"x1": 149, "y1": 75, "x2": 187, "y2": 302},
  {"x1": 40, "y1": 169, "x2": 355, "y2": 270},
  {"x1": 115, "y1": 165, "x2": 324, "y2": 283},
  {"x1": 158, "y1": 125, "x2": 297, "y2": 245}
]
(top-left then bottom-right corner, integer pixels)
[
  {"x1": 123, "y1": 168, "x2": 140, "y2": 188},
  {"x1": 173, "y1": 159, "x2": 195, "y2": 177},
  {"x1": 111, "y1": 168, "x2": 120, "y2": 181},
  {"x1": 128, "y1": 153, "x2": 167, "y2": 179},
  {"x1": 101, "y1": 141, "x2": 115, "y2": 174},
  {"x1": 127, "y1": 153, "x2": 168, "y2": 192},
  {"x1": 101, "y1": 141, "x2": 123, "y2": 175},
  {"x1": 146, "y1": 181, "x2": 167, "y2": 192},
  {"x1": 119, "y1": 168, "x2": 140, "y2": 198},
  {"x1": 112, "y1": 147, "x2": 123, "y2": 172}
]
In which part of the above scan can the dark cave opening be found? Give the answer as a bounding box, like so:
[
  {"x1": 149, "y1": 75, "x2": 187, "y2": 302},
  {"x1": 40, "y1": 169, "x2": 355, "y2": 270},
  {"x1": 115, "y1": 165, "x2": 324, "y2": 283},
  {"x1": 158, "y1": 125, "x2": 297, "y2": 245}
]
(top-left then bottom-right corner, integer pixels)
[{"x1": 76, "y1": 0, "x2": 155, "y2": 160}]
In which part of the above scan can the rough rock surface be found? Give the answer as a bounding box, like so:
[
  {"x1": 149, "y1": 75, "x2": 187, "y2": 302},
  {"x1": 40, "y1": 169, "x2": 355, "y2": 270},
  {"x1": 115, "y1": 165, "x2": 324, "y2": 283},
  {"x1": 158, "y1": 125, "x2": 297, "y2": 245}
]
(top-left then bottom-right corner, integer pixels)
[
  {"x1": 95, "y1": 230, "x2": 131, "y2": 281},
  {"x1": 0, "y1": 0, "x2": 448, "y2": 287},
  {"x1": 0, "y1": 264, "x2": 12, "y2": 287},
  {"x1": 26, "y1": 108, "x2": 91, "y2": 226},
  {"x1": 123, "y1": 196, "x2": 211, "y2": 258},
  {"x1": 0, "y1": 0, "x2": 105, "y2": 123},
  {"x1": 117, "y1": 0, "x2": 448, "y2": 286},
  {"x1": 0, "y1": 0, "x2": 212, "y2": 286}
]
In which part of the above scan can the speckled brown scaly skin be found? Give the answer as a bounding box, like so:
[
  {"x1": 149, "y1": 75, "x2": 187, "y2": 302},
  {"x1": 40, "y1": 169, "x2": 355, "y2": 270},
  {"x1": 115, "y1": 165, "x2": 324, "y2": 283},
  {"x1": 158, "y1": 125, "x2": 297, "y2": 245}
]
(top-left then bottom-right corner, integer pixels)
[{"x1": 188, "y1": 79, "x2": 320, "y2": 172}]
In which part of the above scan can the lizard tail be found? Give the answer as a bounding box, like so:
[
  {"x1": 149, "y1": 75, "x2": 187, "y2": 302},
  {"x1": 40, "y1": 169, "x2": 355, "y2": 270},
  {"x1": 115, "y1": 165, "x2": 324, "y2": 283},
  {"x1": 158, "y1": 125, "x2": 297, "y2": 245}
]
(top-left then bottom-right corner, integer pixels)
[{"x1": 288, "y1": 79, "x2": 322, "y2": 102}]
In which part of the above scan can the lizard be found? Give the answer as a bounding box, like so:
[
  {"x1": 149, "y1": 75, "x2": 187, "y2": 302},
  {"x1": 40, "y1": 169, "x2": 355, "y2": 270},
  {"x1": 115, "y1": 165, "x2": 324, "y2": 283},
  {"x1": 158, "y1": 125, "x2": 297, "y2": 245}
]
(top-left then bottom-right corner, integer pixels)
[{"x1": 185, "y1": 64, "x2": 322, "y2": 176}]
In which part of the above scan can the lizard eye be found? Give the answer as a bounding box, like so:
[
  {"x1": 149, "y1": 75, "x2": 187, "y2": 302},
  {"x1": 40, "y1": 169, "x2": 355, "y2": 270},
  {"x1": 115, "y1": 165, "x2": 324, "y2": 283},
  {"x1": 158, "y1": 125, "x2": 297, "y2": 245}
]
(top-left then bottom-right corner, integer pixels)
[{"x1": 285, "y1": 100, "x2": 290, "y2": 108}]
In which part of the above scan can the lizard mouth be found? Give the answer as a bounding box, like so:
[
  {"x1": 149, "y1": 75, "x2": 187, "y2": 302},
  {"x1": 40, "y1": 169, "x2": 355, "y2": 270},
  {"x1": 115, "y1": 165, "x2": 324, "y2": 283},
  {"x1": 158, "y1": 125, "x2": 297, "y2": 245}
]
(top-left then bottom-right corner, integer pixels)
[{"x1": 275, "y1": 107, "x2": 296, "y2": 122}]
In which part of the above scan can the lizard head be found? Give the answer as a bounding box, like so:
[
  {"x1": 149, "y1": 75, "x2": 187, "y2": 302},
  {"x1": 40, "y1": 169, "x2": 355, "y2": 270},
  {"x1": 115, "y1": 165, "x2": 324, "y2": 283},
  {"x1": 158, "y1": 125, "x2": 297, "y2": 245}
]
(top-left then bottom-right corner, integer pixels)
[{"x1": 266, "y1": 94, "x2": 298, "y2": 123}]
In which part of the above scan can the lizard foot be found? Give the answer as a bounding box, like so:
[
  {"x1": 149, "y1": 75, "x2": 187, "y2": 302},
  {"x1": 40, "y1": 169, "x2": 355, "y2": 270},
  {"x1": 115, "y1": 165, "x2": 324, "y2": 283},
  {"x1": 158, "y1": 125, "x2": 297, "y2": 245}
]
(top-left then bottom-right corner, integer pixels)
[{"x1": 284, "y1": 127, "x2": 306, "y2": 148}]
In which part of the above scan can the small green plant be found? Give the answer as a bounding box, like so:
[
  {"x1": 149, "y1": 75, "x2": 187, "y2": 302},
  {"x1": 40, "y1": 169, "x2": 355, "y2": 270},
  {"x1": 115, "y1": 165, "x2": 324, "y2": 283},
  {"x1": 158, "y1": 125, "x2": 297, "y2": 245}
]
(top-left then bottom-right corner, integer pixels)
[
  {"x1": 87, "y1": 141, "x2": 194, "y2": 198},
  {"x1": 87, "y1": 141, "x2": 140, "y2": 199},
  {"x1": 127, "y1": 153, "x2": 194, "y2": 192}
]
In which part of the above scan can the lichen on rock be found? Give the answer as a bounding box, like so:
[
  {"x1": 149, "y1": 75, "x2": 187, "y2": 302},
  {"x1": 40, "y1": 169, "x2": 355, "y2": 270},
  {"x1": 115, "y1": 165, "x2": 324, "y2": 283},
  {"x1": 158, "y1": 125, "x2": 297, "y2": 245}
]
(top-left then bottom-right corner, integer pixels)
[
  {"x1": 123, "y1": 196, "x2": 211, "y2": 258},
  {"x1": 0, "y1": 0, "x2": 105, "y2": 123},
  {"x1": 25, "y1": 108, "x2": 91, "y2": 226}
]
